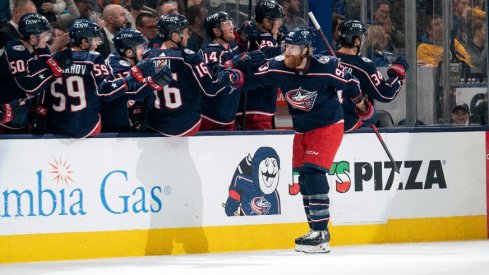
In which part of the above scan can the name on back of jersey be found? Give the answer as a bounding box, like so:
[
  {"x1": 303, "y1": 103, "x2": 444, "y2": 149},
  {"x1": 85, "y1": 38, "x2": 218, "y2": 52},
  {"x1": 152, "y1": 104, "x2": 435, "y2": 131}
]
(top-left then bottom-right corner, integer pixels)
[{"x1": 63, "y1": 64, "x2": 89, "y2": 75}]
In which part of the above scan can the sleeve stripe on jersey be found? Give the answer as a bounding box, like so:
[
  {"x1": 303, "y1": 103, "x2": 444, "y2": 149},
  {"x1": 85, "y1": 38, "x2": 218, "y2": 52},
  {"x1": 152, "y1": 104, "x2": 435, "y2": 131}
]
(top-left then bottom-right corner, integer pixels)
[
  {"x1": 340, "y1": 62, "x2": 401, "y2": 101},
  {"x1": 255, "y1": 69, "x2": 295, "y2": 76},
  {"x1": 307, "y1": 72, "x2": 360, "y2": 85},
  {"x1": 5, "y1": 51, "x2": 54, "y2": 93}
]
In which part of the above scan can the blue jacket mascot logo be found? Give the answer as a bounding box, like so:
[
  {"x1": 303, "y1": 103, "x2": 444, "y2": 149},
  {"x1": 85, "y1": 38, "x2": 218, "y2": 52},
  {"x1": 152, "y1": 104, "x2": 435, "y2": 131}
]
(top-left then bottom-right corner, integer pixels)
[{"x1": 224, "y1": 147, "x2": 281, "y2": 216}]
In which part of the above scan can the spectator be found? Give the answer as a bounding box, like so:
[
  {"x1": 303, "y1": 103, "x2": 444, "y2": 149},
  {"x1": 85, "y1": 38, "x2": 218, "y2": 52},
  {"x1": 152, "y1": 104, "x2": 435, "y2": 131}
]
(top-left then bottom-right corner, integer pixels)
[
  {"x1": 97, "y1": 4, "x2": 128, "y2": 58},
  {"x1": 33, "y1": 0, "x2": 66, "y2": 23},
  {"x1": 469, "y1": 98, "x2": 488, "y2": 125},
  {"x1": 127, "y1": 0, "x2": 144, "y2": 27},
  {"x1": 56, "y1": 0, "x2": 81, "y2": 30},
  {"x1": 75, "y1": 0, "x2": 92, "y2": 19},
  {"x1": 464, "y1": 19, "x2": 487, "y2": 77},
  {"x1": 157, "y1": 0, "x2": 178, "y2": 16},
  {"x1": 0, "y1": 0, "x2": 37, "y2": 49},
  {"x1": 417, "y1": 14, "x2": 471, "y2": 66},
  {"x1": 187, "y1": 0, "x2": 202, "y2": 7},
  {"x1": 366, "y1": 25, "x2": 392, "y2": 67},
  {"x1": 279, "y1": 0, "x2": 306, "y2": 30},
  {"x1": 453, "y1": 0, "x2": 472, "y2": 44},
  {"x1": 0, "y1": 0, "x2": 11, "y2": 28},
  {"x1": 186, "y1": 4, "x2": 208, "y2": 52},
  {"x1": 332, "y1": 13, "x2": 345, "y2": 50},
  {"x1": 451, "y1": 103, "x2": 471, "y2": 126},
  {"x1": 135, "y1": 11, "x2": 157, "y2": 41},
  {"x1": 372, "y1": 0, "x2": 404, "y2": 53}
]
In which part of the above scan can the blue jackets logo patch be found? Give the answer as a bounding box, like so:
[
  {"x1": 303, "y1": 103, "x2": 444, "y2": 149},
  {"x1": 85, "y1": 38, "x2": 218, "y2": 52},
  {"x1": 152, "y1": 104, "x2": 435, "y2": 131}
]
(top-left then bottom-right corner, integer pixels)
[{"x1": 285, "y1": 87, "x2": 318, "y2": 111}]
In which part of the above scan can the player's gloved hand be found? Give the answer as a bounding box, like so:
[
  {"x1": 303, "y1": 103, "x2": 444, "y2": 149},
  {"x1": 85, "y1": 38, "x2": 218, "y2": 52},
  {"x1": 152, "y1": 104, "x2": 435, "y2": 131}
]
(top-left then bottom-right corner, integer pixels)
[
  {"x1": 52, "y1": 48, "x2": 73, "y2": 70},
  {"x1": 387, "y1": 56, "x2": 408, "y2": 80},
  {"x1": 224, "y1": 51, "x2": 265, "y2": 71},
  {"x1": 0, "y1": 99, "x2": 29, "y2": 125},
  {"x1": 130, "y1": 59, "x2": 156, "y2": 82},
  {"x1": 218, "y1": 69, "x2": 244, "y2": 89},
  {"x1": 355, "y1": 99, "x2": 374, "y2": 121},
  {"x1": 146, "y1": 65, "x2": 172, "y2": 91},
  {"x1": 31, "y1": 105, "x2": 48, "y2": 134},
  {"x1": 46, "y1": 57, "x2": 64, "y2": 77},
  {"x1": 362, "y1": 108, "x2": 378, "y2": 127},
  {"x1": 235, "y1": 21, "x2": 259, "y2": 52}
]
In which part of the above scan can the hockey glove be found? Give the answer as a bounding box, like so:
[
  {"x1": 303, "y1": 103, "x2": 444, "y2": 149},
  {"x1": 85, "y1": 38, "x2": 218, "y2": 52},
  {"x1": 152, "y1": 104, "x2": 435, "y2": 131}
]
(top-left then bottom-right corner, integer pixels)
[
  {"x1": 224, "y1": 51, "x2": 266, "y2": 71},
  {"x1": 30, "y1": 105, "x2": 48, "y2": 134},
  {"x1": 387, "y1": 56, "x2": 409, "y2": 80},
  {"x1": 0, "y1": 99, "x2": 29, "y2": 126},
  {"x1": 217, "y1": 69, "x2": 243, "y2": 89},
  {"x1": 355, "y1": 99, "x2": 375, "y2": 121},
  {"x1": 146, "y1": 65, "x2": 172, "y2": 91},
  {"x1": 52, "y1": 48, "x2": 73, "y2": 70},
  {"x1": 130, "y1": 59, "x2": 156, "y2": 82},
  {"x1": 46, "y1": 57, "x2": 64, "y2": 77}
]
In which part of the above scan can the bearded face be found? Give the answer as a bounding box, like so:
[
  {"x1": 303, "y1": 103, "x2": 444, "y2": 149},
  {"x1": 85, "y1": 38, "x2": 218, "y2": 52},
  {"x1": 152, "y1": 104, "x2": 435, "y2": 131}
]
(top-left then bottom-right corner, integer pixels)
[{"x1": 284, "y1": 44, "x2": 305, "y2": 68}]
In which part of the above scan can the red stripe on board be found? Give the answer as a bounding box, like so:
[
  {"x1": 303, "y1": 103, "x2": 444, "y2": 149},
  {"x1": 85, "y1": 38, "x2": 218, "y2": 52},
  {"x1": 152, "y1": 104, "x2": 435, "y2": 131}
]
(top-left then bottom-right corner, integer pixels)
[{"x1": 486, "y1": 132, "x2": 489, "y2": 238}]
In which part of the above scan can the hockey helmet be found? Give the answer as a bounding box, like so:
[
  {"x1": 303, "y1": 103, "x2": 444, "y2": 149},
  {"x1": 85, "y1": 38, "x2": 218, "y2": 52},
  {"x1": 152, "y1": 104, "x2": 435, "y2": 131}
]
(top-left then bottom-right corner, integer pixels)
[
  {"x1": 157, "y1": 14, "x2": 190, "y2": 40},
  {"x1": 254, "y1": 0, "x2": 285, "y2": 23},
  {"x1": 338, "y1": 20, "x2": 366, "y2": 46},
  {"x1": 113, "y1": 28, "x2": 147, "y2": 54},
  {"x1": 18, "y1": 13, "x2": 51, "y2": 40},
  {"x1": 204, "y1": 11, "x2": 232, "y2": 38},
  {"x1": 69, "y1": 19, "x2": 103, "y2": 46},
  {"x1": 285, "y1": 28, "x2": 315, "y2": 46}
]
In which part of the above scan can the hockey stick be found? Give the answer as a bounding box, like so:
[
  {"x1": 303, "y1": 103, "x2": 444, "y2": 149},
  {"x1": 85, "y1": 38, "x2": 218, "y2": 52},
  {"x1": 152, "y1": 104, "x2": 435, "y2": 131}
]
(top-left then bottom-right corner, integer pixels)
[
  {"x1": 307, "y1": 12, "x2": 336, "y2": 58},
  {"x1": 371, "y1": 124, "x2": 401, "y2": 194},
  {"x1": 308, "y1": 11, "x2": 401, "y2": 192}
]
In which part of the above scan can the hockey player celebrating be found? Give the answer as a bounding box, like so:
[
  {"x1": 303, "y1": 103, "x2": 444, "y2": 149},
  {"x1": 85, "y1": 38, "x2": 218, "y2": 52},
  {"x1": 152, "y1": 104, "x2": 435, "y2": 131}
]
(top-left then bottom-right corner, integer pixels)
[
  {"x1": 0, "y1": 13, "x2": 71, "y2": 132},
  {"x1": 144, "y1": 13, "x2": 243, "y2": 136},
  {"x1": 39, "y1": 19, "x2": 108, "y2": 137},
  {"x1": 235, "y1": 0, "x2": 286, "y2": 130},
  {"x1": 246, "y1": 28, "x2": 373, "y2": 253},
  {"x1": 103, "y1": 28, "x2": 154, "y2": 132},
  {"x1": 336, "y1": 20, "x2": 408, "y2": 132},
  {"x1": 199, "y1": 11, "x2": 265, "y2": 131}
]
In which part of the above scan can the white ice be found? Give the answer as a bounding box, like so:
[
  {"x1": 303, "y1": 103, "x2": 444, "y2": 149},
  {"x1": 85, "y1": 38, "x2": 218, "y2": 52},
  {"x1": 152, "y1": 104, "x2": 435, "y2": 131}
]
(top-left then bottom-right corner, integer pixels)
[{"x1": 2, "y1": 240, "x2": 489, "y2": 275}]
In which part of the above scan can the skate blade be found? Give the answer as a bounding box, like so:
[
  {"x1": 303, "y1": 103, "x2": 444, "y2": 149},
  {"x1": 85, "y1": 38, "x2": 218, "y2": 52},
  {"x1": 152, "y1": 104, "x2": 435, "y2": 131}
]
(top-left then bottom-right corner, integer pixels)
[
  {"x1": 294, "y1": 244, "x2": 303, "y2": 252},
  {"x1": 302, "y1": 243, "x2": 330, "y2": 253}
]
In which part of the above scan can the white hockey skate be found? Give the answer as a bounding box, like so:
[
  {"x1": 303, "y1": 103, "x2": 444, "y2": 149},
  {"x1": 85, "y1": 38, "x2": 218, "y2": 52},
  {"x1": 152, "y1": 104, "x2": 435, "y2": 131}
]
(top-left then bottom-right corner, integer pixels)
[{"x1": 294, "y1": 230, "x2": 330, "y2": 253}]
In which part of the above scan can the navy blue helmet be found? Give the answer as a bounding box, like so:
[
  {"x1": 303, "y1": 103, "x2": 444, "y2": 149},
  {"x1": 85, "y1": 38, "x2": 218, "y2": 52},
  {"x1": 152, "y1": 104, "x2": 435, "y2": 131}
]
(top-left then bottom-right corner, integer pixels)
[
  {"x1": 113, "y1": 28, "x2": 147, "y2": 54},
  {"x1": 18, "y1": 13, "x2": 51, "y2": 40},
  {"x1": 285, "y1": 28, "x2": 315, "y2": 46},
  {"x1": 255, "y1": 0, "x2": 285, "y2": 23},
  {"x1": 338, "y1": 20, "x2": 366, "y2": 46},
  {"x1": 157, "y1": 14, "x2": 189, "y2": 40},
  {"x1": 204, "y1": 11, "x2": 232, "y2": 38},
  {"x1": 69, "y1": 19, "x2": 103, "y2": 46}
]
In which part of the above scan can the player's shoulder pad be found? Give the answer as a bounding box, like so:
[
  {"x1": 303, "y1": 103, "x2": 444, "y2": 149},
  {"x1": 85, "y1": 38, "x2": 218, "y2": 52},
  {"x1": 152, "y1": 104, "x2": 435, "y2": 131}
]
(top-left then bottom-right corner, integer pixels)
[
  {"x1": 361, "y1": 56, "x2": 372, "y2": 63},
  {"x1": 315, "y1": 54, "x2": 332, "y2": 64},
  {"x1": 274, "y1": 54, "x2": 284, "y2": 62},
  {"x1": 5, "y1": 39, "x2": 27, "y2": 57},
  {"x1": 183, "y1": 48, "x2": 196, "y2": 55}
]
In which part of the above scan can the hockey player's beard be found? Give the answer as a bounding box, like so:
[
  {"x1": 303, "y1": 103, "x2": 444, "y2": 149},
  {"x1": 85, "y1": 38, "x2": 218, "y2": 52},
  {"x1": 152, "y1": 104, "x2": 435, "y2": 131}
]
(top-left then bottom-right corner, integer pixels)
[{"x1": 284, "y1": 54, "x2": 303, "y2": 69}]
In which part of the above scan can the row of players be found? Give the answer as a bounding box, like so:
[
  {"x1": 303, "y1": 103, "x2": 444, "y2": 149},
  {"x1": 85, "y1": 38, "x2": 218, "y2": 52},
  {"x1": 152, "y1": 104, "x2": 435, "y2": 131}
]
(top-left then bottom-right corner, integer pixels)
[
  {"x1": 0, "y1": 0, "x2": 408, "y2": 253},
  {"x1": 0, "y1": 1, "x2": 407, "y2": 138}
]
